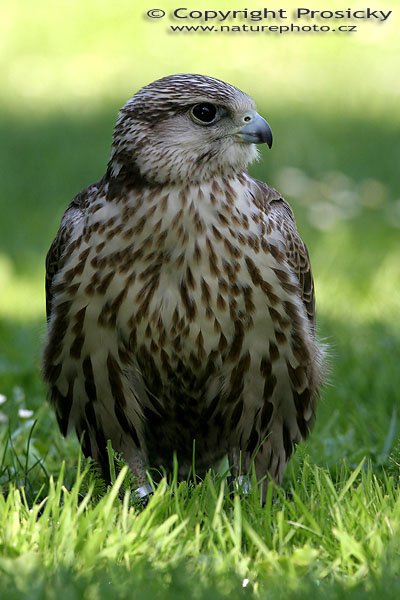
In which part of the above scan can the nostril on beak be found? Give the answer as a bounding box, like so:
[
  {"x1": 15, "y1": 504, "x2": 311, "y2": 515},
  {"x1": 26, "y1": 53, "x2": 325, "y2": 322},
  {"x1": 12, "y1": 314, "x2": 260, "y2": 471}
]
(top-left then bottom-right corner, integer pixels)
[{"x1": 236, "y1": 113, "x2": 273, "y2": 147}]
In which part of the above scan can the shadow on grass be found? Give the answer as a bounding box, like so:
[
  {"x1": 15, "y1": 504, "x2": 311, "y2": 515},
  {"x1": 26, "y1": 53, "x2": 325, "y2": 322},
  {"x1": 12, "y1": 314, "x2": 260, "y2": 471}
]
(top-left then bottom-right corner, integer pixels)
[{"x1": 307, "y1": 314, "x2": 400, "y2": 468}]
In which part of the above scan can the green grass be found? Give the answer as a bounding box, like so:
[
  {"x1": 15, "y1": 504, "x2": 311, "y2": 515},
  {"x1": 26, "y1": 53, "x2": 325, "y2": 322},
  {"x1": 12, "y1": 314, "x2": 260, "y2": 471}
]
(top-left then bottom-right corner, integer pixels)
[
  {"x1": 1, "y1": 1, "x2": 400, "y2": 597},
  {"x1": 1, "y1": 451, "x2": 400, "y2": 599}
]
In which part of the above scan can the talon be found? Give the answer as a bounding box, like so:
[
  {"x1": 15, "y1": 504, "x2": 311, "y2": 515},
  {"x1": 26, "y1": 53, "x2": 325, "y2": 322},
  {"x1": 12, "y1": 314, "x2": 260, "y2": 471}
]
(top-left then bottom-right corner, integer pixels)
[
  {"x1": 227, "y1": 475, "x2": 252, "y2": 496},
  {"x1": 134, "y1": 483, "x2": 154, "y2": 506}
]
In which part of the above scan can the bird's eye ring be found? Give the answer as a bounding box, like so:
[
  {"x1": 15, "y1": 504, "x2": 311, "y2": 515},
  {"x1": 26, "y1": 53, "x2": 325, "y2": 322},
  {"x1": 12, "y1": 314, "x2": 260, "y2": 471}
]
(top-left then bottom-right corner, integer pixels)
[{"x1": 190, "y1": 103, "x2": 218, "y2": 124}]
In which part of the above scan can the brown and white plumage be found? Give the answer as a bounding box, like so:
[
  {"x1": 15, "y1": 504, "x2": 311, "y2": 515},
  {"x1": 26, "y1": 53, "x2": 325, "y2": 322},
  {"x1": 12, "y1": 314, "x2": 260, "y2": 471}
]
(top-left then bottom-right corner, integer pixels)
[{"x1": 43, "y1": 74, "x2": 324, "y2": 497}]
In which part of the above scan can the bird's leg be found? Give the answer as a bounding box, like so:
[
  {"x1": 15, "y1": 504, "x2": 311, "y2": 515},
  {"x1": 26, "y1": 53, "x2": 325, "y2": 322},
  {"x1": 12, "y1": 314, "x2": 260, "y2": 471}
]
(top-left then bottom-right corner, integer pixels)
[
  {"x1": 228, "y1": 446, "x2": 283, "y2": 505},
  {"x1": 124, "y1": 447, "x2": 153, "y2": 505},
  {"x1": 253, "y1": 443, "x2": 286, "y2": 505},
  {"x1": 228, "y1": 448, "x2": 252, "y2": 496},
  {"x1": 96, "y1": 440, "x2": 152, "y2": 505}
]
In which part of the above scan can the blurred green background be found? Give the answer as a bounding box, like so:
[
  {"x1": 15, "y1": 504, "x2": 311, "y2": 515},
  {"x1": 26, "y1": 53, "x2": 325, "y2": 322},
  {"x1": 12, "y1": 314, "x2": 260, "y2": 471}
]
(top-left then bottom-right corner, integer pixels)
[{"x1": 0, "y1": 0, "x2": 399, "y2": 479}]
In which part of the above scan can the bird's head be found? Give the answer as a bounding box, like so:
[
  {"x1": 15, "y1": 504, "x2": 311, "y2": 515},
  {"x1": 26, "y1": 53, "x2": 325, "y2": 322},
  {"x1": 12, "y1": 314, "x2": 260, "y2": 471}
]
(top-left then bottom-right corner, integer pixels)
[{"x1": 107, "y1": 74, "x2": 272, "y2": 186}]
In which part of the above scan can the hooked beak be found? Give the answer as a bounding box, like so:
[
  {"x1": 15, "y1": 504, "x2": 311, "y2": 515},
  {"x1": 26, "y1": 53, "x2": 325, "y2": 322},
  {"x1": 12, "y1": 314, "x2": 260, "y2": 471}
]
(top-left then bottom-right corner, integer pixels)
[{"x1": 235, "y1": 112, "x2": 273, "y2": 148}]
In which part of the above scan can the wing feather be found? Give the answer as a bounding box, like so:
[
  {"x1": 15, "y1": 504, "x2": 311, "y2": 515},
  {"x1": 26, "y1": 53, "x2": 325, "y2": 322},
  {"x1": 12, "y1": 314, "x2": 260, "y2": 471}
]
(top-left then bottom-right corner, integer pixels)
[
  {"x1": 252, "y1": 180, "x2": 316, "y2": 329},
  {"x1": 45, "y1": 181, "x2": 102, "y2": 321}
]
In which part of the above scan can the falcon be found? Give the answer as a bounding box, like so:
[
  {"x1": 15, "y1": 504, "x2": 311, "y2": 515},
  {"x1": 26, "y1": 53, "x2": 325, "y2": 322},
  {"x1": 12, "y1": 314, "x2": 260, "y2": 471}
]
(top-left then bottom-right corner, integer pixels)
[{"x1": 43, "y1": 74, "x2": 324, "y2": 501}]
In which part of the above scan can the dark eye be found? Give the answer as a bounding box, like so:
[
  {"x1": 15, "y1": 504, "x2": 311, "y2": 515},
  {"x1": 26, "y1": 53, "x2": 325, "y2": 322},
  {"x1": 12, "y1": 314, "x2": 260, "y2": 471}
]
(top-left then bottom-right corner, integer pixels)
[{"x1": 191, "y1": 103, "x2": 218, "y2": 124}]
